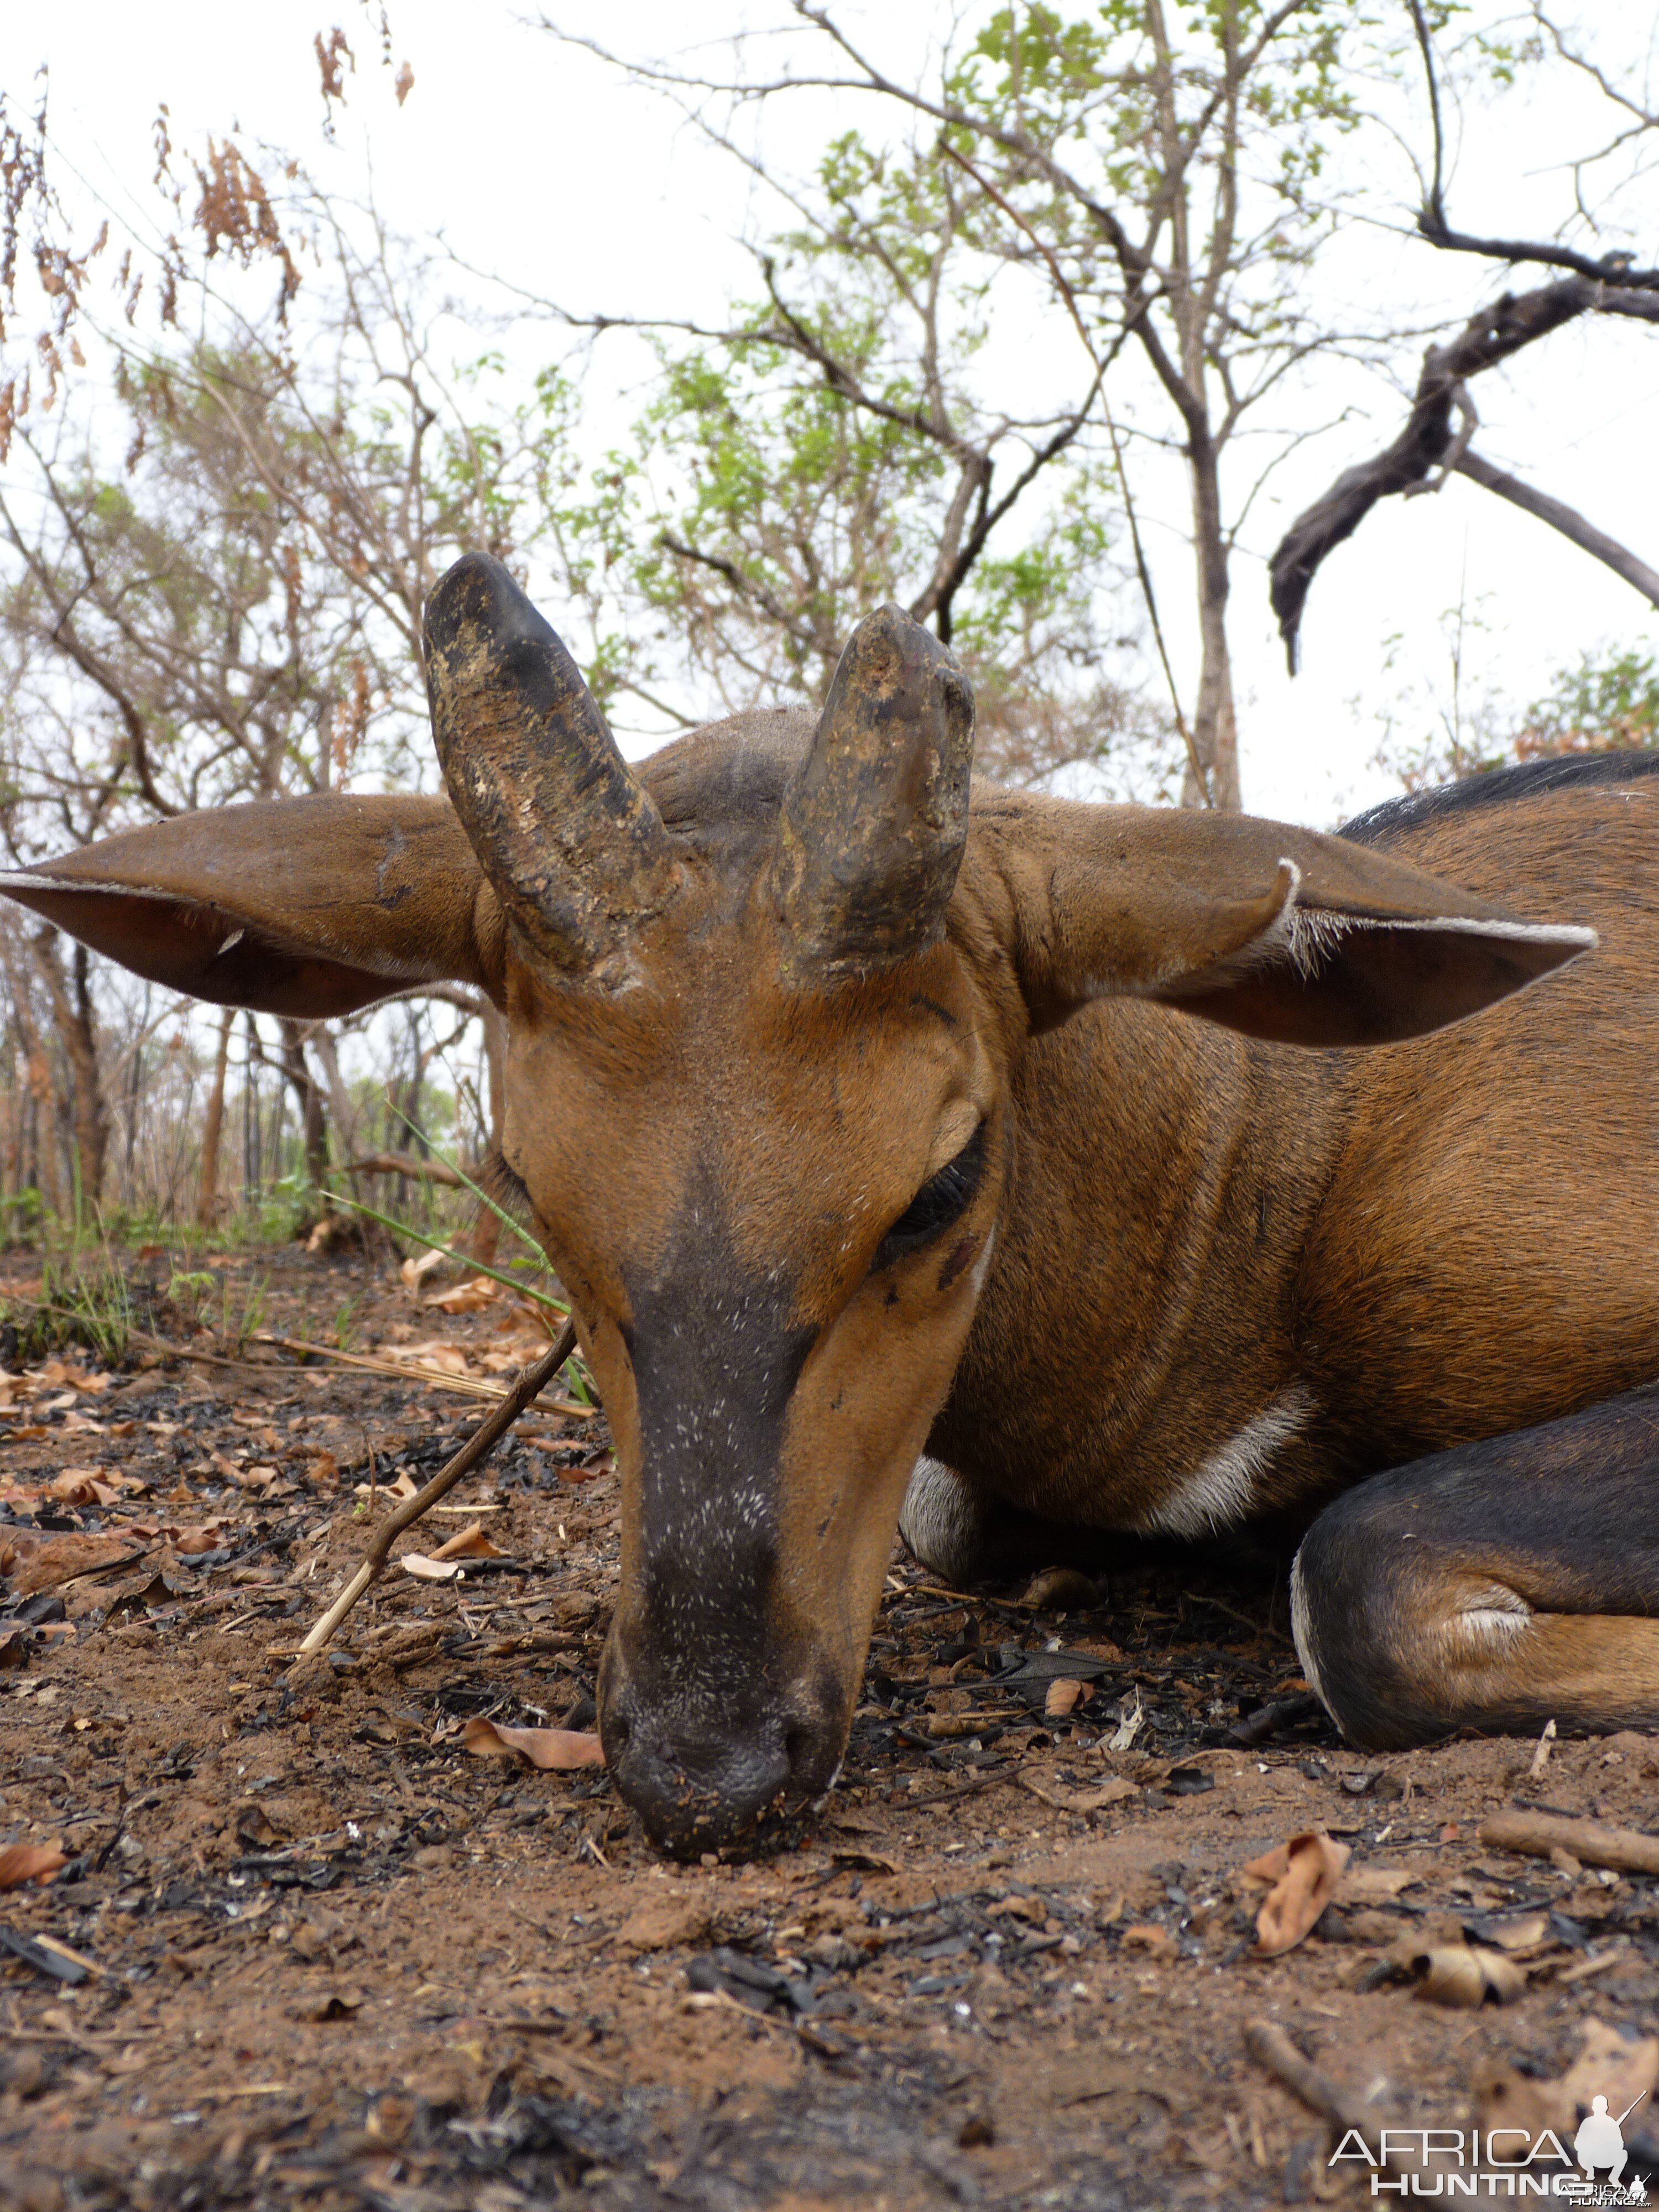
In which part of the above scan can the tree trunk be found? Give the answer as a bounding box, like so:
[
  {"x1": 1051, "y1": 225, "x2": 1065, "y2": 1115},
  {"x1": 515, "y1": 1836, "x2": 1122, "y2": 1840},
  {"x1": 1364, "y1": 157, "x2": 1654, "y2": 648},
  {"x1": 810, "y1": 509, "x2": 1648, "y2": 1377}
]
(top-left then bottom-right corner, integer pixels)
[
  {"x1": 276, "y1": 1018, "x2": 330, "y2": 1191},
  {"x1": 33, "y1": 930, "x2": 108, "y2": 1214},
  {"x1": 197, "y1": 1007, "x2": 235, "y2": 1226},
  {"x1": 1180, "y1": 439, "x2": 1241, "y2": 811}
]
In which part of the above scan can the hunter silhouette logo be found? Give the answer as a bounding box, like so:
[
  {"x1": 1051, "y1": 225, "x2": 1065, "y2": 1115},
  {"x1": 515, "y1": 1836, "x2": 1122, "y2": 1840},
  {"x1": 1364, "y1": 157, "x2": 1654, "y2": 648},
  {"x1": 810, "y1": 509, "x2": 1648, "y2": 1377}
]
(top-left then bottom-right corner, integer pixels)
[
  {"x1": 1577, "y1": 2096, "x2": 1647, "y2": 2199},
  {"x1": 1331, "y1": 2089, "x2": 1651, "y2": 2200}
]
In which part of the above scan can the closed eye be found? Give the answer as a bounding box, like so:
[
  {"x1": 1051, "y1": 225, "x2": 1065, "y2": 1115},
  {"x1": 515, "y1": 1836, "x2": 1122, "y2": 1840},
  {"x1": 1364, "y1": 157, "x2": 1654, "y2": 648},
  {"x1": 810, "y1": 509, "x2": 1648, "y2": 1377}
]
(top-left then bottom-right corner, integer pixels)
[{"x1": 872, "y1": 1122, "x2": 987, "y2": 1272}]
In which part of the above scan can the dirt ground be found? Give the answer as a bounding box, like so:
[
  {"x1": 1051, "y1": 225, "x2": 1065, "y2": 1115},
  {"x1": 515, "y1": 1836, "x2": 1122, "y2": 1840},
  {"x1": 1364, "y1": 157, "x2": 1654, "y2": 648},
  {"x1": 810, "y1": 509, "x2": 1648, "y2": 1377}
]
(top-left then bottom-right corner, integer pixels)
[{"x1": 4, "y1": 1244, "x2": 1659, "y2": 2211}]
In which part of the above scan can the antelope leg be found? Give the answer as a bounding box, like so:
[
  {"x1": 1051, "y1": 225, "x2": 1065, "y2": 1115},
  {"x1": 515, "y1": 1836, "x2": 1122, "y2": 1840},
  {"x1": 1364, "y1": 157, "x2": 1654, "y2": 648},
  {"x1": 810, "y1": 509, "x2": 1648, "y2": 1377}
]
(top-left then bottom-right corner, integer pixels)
[{"x1": 1291, "y1": 1386, "x2": 1659, "y2": 1750}]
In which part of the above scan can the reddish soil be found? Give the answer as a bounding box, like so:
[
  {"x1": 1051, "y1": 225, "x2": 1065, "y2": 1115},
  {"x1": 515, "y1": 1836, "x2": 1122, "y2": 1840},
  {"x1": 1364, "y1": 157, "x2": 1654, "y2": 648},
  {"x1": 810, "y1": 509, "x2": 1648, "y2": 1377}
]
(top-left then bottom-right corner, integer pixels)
[{"x1": 4, "y1": 1246, "x2": 1659, "y2": 2210}]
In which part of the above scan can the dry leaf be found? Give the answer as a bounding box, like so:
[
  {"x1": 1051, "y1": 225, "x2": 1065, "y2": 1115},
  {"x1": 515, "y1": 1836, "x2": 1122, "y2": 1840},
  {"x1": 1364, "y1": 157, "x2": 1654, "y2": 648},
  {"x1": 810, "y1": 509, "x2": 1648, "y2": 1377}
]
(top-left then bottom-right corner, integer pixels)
[
  {"x1": 1044, "y1": 1677, "x2": 1089, "y2": 1719},
  {"x1": 1478, "y1": 1911, "x2": 1553, "y2": 1953},
  {"x1": 1479, "y1": 2018, "x2": 1659, "y2": 2154},
  {"x1": 614, "y1": 1893, "x2": 713, "y2": 1954},
  {"x1": 1559, "y1": 2019, "x2": 1659, "y2": 2116},
  {"x1": 1411, "y1": 1944, "x2": 1525, "y2": 2008},
  {"x1": 1018, "y1": 1567, "x2": 1100, "y2": 1611},
  {"x1": 1019, "y1": 1772, "x2": 1136, "y2": 1813},
  {"x1": 1338, "y1": 1865, "x2": 1419, "y2": 1906},
  {"x1": 459, "y1": 1717, "x2": 605, "y2": 1770},
  {"x1": 1241, "y1": 1830, "x2": 1352, "y2": 1957},
  {"x1": 383, "y1": 1338, "x2": 473, "y2": 1375},
  {"x1": 357, "y1": 1472, "x2": 420, "y2": 1502},
  {"x1": 399, "y1": 1553, "x2": 460, "y2": 1583},
  {"x1": 426, "y1": 1277, "x2": 502, "y2": 1314},
  {"x1": 301, "y1": 1986, "x2": 366, "y2": 2022},
  {"x1": 173, "y1": 1525, "x2": 228, "y2": 1556},
  {"x1": 49, "y1": 1467, "x2": 123, "y2": 1507},
  {"x1": 429, "y1": 1523, "x2": 503, "y2": 1562},
  {"x1": 0, "y1": 1843, "x2": 67, "y2": 1890},
  {"x1": 1120, "y1": 1924, "x2": 1175, "y2": 1954},
  {"x1": 400, "y1": 1249, "x2": 445, "y2": 1292},
  {"x1": 7, "y1": 1532, "x2": 143, "y2": 1595}
]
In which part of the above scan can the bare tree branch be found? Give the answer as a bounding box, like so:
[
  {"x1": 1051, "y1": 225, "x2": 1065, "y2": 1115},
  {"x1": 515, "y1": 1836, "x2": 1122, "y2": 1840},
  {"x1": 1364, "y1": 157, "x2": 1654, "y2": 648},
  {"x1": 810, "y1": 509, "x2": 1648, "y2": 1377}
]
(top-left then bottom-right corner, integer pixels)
[
  {"x1": 1453, "y1": 450, "x2": 1659, "y2": 614},
  {"x1": 1269, "y1": 276, "x2": 1609, "y2": 669}
]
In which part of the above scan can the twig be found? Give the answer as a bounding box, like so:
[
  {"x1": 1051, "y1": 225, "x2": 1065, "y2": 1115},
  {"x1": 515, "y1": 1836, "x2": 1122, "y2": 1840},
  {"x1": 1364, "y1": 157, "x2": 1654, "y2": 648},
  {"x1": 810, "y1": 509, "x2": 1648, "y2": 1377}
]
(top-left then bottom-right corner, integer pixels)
[
  {"x1": 1244, "y1": 2018, "x2": 1411, "y2": 2178},
  {"x1": 252, "y1": 1332, "x2": 594, "y2": 1414},
  {"x1": 296, "y1": 1324, "x2": 575, "y2": 1655},
  {"x1": 896, "y1": 1765, "x2": 1020, "y2": 1812},
  {"x1": 1454, "y1": 450, "x2": 1659, "y2": 611},
  {"x1": 1479, "y1": 1808, "x2": 1659, "y2": 1876},
  {"x1": 126, "y1": 1328, "x2": 285, "y2": 1376}
]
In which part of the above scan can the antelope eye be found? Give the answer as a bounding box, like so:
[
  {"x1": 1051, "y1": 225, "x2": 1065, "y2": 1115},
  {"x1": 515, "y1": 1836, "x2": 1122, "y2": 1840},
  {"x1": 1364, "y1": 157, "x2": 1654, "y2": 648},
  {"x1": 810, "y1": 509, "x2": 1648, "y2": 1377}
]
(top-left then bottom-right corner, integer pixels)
[{"x1": 872, "y1": 1122, "x2": 987, "y2": 1272}]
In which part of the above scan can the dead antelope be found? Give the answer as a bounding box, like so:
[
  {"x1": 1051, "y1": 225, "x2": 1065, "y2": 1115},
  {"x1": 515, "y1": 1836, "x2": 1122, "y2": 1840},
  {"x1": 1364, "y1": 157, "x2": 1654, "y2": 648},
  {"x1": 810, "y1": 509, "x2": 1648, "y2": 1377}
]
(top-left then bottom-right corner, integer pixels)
[{"x1": 7, "y1": 552, "x2": 1657, "y2": 1855}]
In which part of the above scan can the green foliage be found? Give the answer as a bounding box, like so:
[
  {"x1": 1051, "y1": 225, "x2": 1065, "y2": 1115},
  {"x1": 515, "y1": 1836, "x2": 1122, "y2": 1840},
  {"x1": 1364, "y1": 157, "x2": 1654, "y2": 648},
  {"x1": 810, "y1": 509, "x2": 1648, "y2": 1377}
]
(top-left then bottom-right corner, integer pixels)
[
  {"x1": 1376, "y1": 634, "x2": 1659, "y2": 792},
  {"x1": 1, "y1": 1256, "x2": 132, "y2": 1368},
  {"x1": 1514, "y1": 651, "x2": 1659, "y2": 760}
]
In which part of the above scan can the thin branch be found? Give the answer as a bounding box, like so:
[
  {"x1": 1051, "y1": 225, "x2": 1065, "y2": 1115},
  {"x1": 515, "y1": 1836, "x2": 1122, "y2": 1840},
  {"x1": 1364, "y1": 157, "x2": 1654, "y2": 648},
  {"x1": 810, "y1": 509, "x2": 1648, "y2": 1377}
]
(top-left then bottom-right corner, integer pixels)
[
  {"x1": 938, "y1": 138, "x2": 1207, "y2": 804},
  {"x1": 1416, "y1": 213, "x2": 1659, "y2": 291},
  {"x1": 1269, "y1": 276, "x2": 1603, "y2": 669},
  {"x1": 1405, "y1": 0, "x2": 1448, "y2": 234},
  {"x1": 1454, "y1": 449, "x2": 1659, "y2": 613}
]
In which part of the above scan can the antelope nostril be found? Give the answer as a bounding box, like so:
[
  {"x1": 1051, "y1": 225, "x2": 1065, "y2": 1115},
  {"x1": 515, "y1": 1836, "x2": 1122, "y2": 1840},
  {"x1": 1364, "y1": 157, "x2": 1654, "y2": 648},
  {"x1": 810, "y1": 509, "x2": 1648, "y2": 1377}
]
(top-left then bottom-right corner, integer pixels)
[
  {"x1": 607, "y1": 1712, "x2": 632, "y2": 1752},
  {"x1": 783, "y1": 1726, "x2": 814, "y2": 1776}
]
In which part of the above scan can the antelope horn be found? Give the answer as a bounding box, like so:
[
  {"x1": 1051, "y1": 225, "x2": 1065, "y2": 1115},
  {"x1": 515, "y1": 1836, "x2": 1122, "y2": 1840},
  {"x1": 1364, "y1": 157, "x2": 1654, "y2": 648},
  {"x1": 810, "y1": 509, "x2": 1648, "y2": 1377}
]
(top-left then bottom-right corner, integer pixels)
[
  {"x1": 771, "y1": 604, "x2": 975, "y2": 974},
  {"x1": 424, "y1": 552, "x2": 679, "y2": 977}
]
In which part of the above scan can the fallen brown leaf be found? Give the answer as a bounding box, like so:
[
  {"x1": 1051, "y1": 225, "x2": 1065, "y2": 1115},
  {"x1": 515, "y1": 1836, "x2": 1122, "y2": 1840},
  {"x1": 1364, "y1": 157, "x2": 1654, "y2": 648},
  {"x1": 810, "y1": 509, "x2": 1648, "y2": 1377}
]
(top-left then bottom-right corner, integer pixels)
[
  {"x1": 1018, "y1": 1567, "x2": 1099, "y2": 1611},
  {"x1": 0, "y1": 1843, "x2": 67, "y2": 1890},
  {"x1": 173, "y1": 1525, "x2": 228, "y2": 1556},
  {"x1": 1241, "y1": 1830, "x2": 1352, "y2": 1957},
  {"x1": 301, "y1": 1986, "x2": 366, "y2": 2022},
  {"x1": 1120, "y1": 1924, "x2": 1175, "y2": 1954},
  {"x1": 1411, "y1": 1943, "x2": 1525, "y2": 2008},
  {"x1": 357, "y1": 1471, "x2": 420, "y2": 1502},
  {"x1": 7, "y1": 1532, "x2": 143, "y2": 1595},
  {"x1": 1338, "y1": 1865, "x2": 1419, "y2": 1906},
  {"x1": 429, "y1": 1522, "x2": 503, "y2": 1562},
  {"x1": 1044, "y1": 1677, "x2": 1089, "y2": 1719},
  {"x1": 426, "y1": 1278, "x2": 503, "y2": 1314},
  {"x1": 1018, "y1": 1772, "x2": 1136, "y2": 1813},
  {"x1": 459, "y1": 1717, "x2": 605, "y2": 1770},
  {"x1": 383, "y1": 1339, "x2": 473, "y2": 1374}
]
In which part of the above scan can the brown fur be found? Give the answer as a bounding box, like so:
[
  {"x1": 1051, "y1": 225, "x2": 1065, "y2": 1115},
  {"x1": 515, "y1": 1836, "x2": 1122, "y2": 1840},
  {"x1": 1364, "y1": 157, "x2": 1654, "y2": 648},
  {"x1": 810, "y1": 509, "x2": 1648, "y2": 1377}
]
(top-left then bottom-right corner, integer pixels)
[{"x1": 8, "y1": 589, "x2": 1653, "y2": 1848}]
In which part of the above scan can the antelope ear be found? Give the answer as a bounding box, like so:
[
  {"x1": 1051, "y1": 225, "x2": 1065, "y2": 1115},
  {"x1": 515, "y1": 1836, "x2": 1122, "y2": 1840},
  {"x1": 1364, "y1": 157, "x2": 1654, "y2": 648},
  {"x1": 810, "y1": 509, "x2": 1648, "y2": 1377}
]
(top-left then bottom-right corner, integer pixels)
[
  {"x1": 0, "y1": 794, "x2": 503, "y2": 1018},
  {"x1": 983, "y1": 795, "x2": 1594, "y2": 1046}
]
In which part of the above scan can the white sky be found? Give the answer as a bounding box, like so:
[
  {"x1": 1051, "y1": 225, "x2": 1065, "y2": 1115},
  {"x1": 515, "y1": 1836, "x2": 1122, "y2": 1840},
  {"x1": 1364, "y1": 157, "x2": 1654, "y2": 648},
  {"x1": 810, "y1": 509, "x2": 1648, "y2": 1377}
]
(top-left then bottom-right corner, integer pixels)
[{"x1": 7, "y1": 0, "x2": 1659, "y2": 830}]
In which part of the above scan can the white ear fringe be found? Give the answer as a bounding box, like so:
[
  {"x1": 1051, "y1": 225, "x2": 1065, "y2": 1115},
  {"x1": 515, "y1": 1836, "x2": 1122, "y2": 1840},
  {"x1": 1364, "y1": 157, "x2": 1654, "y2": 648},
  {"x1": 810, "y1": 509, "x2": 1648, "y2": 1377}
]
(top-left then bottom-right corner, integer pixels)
[{"x1": 1178, "y1": 857, "x2": 1597, "y2": 993}]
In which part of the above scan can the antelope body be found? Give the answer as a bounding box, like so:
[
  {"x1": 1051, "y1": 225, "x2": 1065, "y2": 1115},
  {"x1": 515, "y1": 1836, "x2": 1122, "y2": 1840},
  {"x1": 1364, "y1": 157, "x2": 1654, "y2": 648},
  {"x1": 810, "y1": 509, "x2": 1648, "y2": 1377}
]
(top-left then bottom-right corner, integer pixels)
[{"x1": 8, "y1": 555, "x2": 1658, "y2": 1856}]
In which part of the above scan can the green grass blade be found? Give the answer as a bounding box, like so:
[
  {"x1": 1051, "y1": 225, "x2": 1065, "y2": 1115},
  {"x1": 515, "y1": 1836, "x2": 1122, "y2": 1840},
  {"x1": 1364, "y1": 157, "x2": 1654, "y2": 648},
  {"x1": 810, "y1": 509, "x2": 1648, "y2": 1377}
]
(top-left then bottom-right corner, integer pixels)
[
  {"x1": 321, "y1": 1189, "x2": 568, "y2": 1314},
  {"x1": 380, "y1": 1104, "x2": 546, "y2": 1264}
]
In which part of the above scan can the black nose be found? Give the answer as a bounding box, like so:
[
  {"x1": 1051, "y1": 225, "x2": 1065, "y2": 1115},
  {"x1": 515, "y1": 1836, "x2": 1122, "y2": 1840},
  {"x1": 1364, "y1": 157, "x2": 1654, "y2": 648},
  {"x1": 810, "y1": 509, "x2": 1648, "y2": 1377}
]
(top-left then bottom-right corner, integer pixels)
[{"x1": 602, "y1": 1688, "x2": 838, "y2": 1856}]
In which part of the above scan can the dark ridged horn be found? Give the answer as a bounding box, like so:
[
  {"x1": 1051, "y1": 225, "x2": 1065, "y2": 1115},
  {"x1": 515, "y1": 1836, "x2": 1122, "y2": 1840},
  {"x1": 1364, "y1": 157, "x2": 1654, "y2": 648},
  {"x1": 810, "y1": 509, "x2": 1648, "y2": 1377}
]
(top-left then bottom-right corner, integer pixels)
[
  {"x1": 770, "y1": 604, "x2": 974, "y2": 973},
  {"x1": 424, "y1": 552, "x2": 679, "y2": 977}
]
